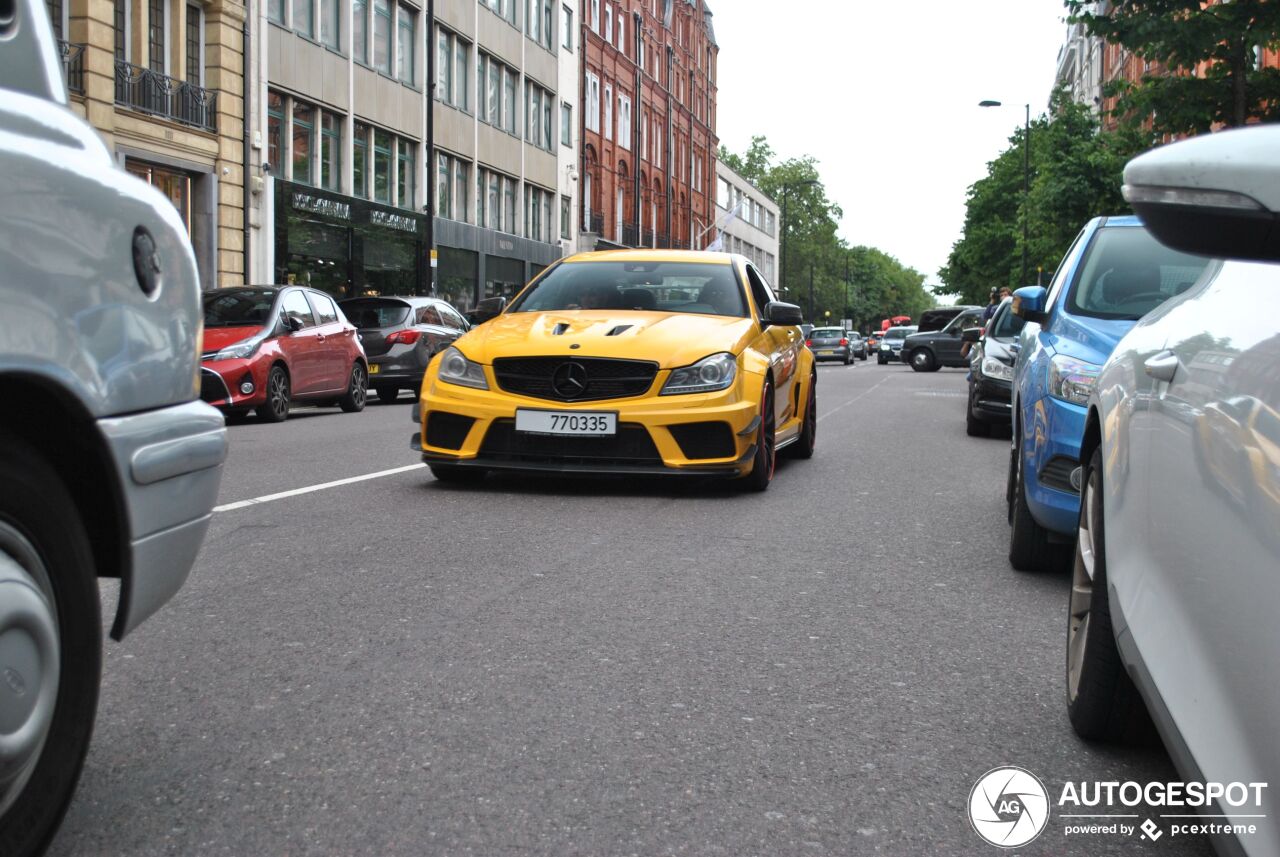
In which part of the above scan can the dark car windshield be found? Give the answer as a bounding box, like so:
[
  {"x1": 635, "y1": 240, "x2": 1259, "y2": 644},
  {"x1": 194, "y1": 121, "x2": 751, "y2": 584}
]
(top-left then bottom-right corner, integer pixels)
[
  {"x1": 338, "y1": 298, "x2": 411, "y2": 329},
  {"x1": 203, "y1": 289, "x2": 277, "y2": 327},
  {"x1": 810, "y1": 328, "x2": 843, "y2": 338},
  {"x1": 1068, "y1": 226, "x2": 1212, "y2": 321},
  {"x1": 989, "y1": 302, "x2": 1026, "y2": 339},
  {"x1": 508, "y1": 260, "x2": 748, "y2": 317},
  {"x1": 884, "y1": 327, "x2": 911, "y2": 340}
]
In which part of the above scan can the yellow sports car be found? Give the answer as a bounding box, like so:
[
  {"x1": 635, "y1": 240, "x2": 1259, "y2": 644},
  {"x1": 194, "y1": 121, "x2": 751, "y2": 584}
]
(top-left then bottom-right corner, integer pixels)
[{"x1": 414, "y1": 250, "x2": 816, "y2": 490}]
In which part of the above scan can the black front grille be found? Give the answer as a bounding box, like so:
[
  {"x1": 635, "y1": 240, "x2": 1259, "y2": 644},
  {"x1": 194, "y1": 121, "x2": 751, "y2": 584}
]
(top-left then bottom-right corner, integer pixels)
[
  {"x1": 492, "y1": 356, "x2": 659, "y2": 402},
  {"x1": 668, "y1": 421, "x2": 736, "y2": 460},
  {"x1": 200, "y1": 368, "x2": 230, "y2": 404},
  {"x1": 425, "y1": 411, "x2": 475, "y2": 450},
  {"x1": 478, "y1": 419, "x2": 662, "y2": 467},
  {"x1": 1040, "y1": 455, "x2": 1080, "y2": 494}
]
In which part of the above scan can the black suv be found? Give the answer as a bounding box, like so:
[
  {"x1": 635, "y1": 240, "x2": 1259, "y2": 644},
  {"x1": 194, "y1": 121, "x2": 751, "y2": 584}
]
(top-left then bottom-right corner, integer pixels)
[{"x1": 901, "y1": 306, "x2": 984, "y2": 372}]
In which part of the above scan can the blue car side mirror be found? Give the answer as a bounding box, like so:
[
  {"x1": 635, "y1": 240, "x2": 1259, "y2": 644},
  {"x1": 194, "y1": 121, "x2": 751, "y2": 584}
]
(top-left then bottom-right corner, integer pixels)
[{"x1": 1012, "y1": 286, "x2": 1049, "y2": 325}]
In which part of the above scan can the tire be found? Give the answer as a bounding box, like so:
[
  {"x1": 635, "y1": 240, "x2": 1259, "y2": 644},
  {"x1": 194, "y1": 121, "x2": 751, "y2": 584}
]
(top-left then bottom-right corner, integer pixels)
[
  {"x1": 877, "y1": 355, "x2": 887, "y2": 365},
  {"x1": 1067, "y1": 448, "x2": 1155, "y2": 743},
  {"x1": 1009, "y1": 436, "x2": 1054, "y2": 571},
  {"x1": 429, "y1": 464, "x2": 486, "y2": 484},
  {"x1": 375, "y1": 385, "x2": 400, "y2": 404},
  {"x1": 256, "y1": 365, "x2": 290, "y2": 422},
  {"x1": 859, "y1": 353, "x2": 867, "y2": 362},
  {"x1": 785, "y1": 373, "x2": 817, "y2": 460},
  {"x1": 741, "y1": 380, "x2": 776, "y2": 492},
  {"x1": 339, "y1": 362, "x2": 368, "y2": 413},
  {"x1": 909, "y1": 349, "x2": 936, "y2": 373},
  {"x1": 966, "y1": 385, "x2": 991, "y2": 437},
  {"x1": 0, "y1": 433, "x2": 101, "y2": 857}
]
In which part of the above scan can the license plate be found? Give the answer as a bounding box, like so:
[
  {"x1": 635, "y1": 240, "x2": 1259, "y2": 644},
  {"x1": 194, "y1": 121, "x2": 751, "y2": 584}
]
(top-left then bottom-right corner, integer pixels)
[
  {"x1": 368, "y1": 364, "x2": 380, "y2": 374},
  {"x1": 818, "y1": 349, "x2": 834, "y2": 356},
  {"x1": 515, "y1": 409, "x2": 617, "y2": 436}
]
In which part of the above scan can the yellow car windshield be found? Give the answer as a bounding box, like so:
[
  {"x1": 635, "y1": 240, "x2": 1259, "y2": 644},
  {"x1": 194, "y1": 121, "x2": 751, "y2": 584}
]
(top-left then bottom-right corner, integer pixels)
[{"x1": 508, "y1": 261, "x2": 748, "y2": 318}]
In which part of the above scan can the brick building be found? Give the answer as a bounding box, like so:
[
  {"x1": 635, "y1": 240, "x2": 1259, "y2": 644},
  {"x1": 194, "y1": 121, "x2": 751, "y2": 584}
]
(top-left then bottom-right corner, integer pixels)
[{"x1": 579, "y1": 0, "x2": 717, "y2": 252}]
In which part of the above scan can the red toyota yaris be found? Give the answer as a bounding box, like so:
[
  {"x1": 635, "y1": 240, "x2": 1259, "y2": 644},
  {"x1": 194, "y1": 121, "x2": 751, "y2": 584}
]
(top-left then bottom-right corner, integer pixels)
[{"x1": 200, "y1": 286, "x2": 368, "y2": 422}]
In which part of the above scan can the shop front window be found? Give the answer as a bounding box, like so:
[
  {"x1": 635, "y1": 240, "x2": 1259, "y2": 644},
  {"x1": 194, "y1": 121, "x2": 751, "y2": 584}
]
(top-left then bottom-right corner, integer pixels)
[
  {"x1": 292, "y1": 103, "x2": 315, "y2": 185},
  {"x1": 321, "y1": 112, "x2": 341, "y2": 191},
  {"x1": 397, "y1": 139, "x2": 416, "y2": 209},
  {"x1": 267, "y1": 91, "x2": 285, "y2": 173},
  {"x1": 353, "y1": 122, "x2": 370, "y2": 197},
  {"x1": 373, "y1": 129, "x2": 392, "y2": 203}
]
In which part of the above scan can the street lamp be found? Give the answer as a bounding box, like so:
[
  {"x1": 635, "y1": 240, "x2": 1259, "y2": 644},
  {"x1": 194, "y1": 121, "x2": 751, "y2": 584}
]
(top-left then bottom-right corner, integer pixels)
[
  {"x1": 779, "y1": 178, "x2": 819, "y2": 299},
  {"x1": 979, "y1": 99, "x2": 1030, "y2": 285}
]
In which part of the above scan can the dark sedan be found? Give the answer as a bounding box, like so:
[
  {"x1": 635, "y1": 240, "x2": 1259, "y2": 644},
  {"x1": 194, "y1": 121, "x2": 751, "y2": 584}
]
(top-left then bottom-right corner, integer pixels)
[
  {"x1": 963, "y1": 298, "x2": 1024, "y2": 436},
  {"x1": 338, "y1": 296, "x2": 470, "y2": 403}
]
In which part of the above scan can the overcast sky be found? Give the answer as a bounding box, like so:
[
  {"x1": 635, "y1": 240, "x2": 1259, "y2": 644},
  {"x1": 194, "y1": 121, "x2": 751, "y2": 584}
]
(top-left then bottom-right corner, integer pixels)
[{"x1": 713, "y1": 0, "x2": 1072, "y2": 288}]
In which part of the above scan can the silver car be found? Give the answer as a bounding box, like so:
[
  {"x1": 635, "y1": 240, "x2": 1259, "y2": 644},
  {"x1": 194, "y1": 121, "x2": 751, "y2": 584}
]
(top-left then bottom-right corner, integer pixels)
[
  {"x1": 1067, "y1": 125, "x2": 1280, "y2": 855},
  {"x1": 1, "y1": 3, "x2": 226, "y2": 852}
]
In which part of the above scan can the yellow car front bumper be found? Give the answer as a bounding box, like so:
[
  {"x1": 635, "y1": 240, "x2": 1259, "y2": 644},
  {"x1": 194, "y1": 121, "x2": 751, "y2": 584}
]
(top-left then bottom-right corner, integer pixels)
[{"x1": 415, "y1": 367, "x2": 765, "y2": 477}]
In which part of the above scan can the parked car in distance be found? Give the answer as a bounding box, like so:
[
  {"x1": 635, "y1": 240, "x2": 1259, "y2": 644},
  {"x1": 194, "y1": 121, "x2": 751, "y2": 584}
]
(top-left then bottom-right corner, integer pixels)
[
  {"x1": 845, "y1": 330, "x2": 868, "y2": 360},
  {"x1": 865, "y1": 331, "x2": 881, "y2": 354},
  {"x1": 1006, "y1": 214, "x2": 1212, "y2": 570},
  {"x1": 876, "y1": 325, "x2": 916, "y2": 364},
  {"x1": 1, "y1": 6, "x2": 228, "y2": 851},
  {"x1": 339, "y1": 296, "x2": 470, "y2": 403},
  {"x1": 201, "y1": 286, "x2": 369, "y2": 422},
  {"x1": 962, "y1": 298, "x2": 1024, "y2": 436},
  {"x1": 916, "y1": 305, "x2": 977, "y2": 334},
  {"x1": 1066, "y1": 125, "x2": 1279, "y2": 857},
  {"x1": 807, "y1": 326, "x2": 857, "y2": 365},
  {"x1": 902, "y1": 306, "x2": 984, "y2": 372},
  {"x1": 800, "y1": 323, "x2": 815, "y2": 338}
]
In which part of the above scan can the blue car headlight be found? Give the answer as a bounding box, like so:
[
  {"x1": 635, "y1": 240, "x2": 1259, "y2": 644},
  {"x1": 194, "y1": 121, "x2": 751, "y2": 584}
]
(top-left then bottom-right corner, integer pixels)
[{"x1": 1049, "y1": 354, "x2": 1102, "y2": 405}]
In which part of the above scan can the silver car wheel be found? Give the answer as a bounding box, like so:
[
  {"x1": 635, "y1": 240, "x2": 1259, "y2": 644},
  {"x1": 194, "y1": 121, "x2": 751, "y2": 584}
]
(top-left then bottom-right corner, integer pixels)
[{"x1": 1067, "y1": 464, "x2": 1098, "y2": 703}]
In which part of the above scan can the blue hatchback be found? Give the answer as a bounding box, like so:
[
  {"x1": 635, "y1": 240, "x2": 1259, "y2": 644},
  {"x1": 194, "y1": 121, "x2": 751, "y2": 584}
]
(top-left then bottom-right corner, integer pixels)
[{"x1": 1006, "y1": 215, "x2": 1212, "y2": 570}]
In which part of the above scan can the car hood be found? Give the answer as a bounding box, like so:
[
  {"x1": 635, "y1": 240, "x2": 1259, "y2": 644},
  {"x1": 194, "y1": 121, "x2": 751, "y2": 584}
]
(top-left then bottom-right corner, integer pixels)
[
  {"x1": 453, "y1": 311, "x2": 758, "y2": 369},
  {"x1": 203, "y1": 325, "x2": 266, "y2": 352},
  {"x1": 1049, "y1": 313, "x2": 1137, "y2": 367}
]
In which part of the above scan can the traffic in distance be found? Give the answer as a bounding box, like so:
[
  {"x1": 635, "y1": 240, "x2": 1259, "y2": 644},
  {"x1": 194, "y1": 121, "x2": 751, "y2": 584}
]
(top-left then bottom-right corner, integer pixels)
[{"x1": 3, "y1": 0, "x2": 1280, "y2": 854}]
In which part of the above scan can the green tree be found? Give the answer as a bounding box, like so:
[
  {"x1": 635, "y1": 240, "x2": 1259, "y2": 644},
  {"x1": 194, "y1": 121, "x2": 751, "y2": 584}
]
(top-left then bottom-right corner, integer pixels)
[{"x1": 1066, "y1": 0, "x2": 1280, "y2": 137}]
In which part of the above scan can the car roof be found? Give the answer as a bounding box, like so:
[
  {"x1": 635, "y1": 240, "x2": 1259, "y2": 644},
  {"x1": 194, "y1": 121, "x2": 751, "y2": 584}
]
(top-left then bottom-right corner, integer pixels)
[{"x1": 560, "y1": 249, "x2": 735, "y2": 265}]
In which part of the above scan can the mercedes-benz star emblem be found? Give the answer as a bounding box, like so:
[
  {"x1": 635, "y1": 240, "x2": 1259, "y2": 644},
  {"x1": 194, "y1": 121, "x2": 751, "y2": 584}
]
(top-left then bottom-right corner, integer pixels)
[{"x1": 552, "y1": 361, "x2": 589, "y2": 399}]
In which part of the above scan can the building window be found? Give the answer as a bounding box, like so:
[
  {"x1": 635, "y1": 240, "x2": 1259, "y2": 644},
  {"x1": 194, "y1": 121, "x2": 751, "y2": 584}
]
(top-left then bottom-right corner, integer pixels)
[
  {"x1": 148, "y1": 0, "x2": 166, "y2": 72},
  {"x1": 292, "y1": 0, "x2": 313, "y2": 38},
  {"x1": 560, "y1": 101, "x2": 571, "y2": 148},
  {"x1": 589, "y1": 0, "x2": 598, "y2": 32},
  {"x1": 765, "y1": 210, "x2": 775, "y2": 237},
  {"x1": 603, "y1": 83, "x2": 612, "y2": 139},
  {"x1": 617, "y1": 93, "x2": 630, "y2": 149},
  {"x1": 353, "y1": 122, "x2": 370, "y2": 196},
  {"x1": 397, "y1": 139, "x2": 416, "y2": 208},
  {"x1": 436, "y1": 29, "x2": 471, "y2": 110},
  {"x1": 436, "y1": 152, "x2": 451, "y2": 219},
  {"x1": 353, "y1": 0, "x2": 368, "y2": 61},
  {"x1": 560, "y1": 194, "x2": 570, "y2": 239},
  {"x1": 292, "y1": 103, "x2": 315, "y2": 184},
  {"x1": 526, "y1": 81, "x2": 553, "y2": 151},
  {"x1": 185, "y1": 3, "x2": 203, "y2": 84},
  {"x1": 321, "y1": 0, "x2": 339, "y2": 49},
  {"x1": 487, "y1": 56, "x2": 500, "y2": 124},
  {"x1": 373, "y1": 0, "x2": 391, "y2": 74},
  {"x1": 480, "y1": 0, "x2": 515, "y2": 26},
  {"x1": 561, "y1": 4, "x2": 571, "y2": 48},
  {"x1": 525, "y1": 0, "x2": 550, "y2": 50},
  {"x1": 396, "y1": 3, "x2": 415, "y2": 84},
  {"x1": 604, "y1": 3, "x2": 611, "y2": 43},
  {"x1": 456, "y1": 36, "x2": 471, "y2": 111},
  {"x1": 114, "y1": 0, "x2": 128, "y2": 60},
  {"x1": 716, "y1": 177, "x2": 728, "y2": 209},
  {"x1": 504, "y1": 67, "x2": 517, "y2": 134},
  {"x1": 321, "y1": 112, "x2": 341, "y2": 191},
  {"x1": 454, "y1": 158, "x2": 469, "y2": 223},
  {"x1": 504, "y1": 178, "x2": 516, "y2": 233},
  {"x1": 617, "y1": 14, "x2": 623, "y2": 53},
  {"x1": 373, "y1": 129, "x2": 392, "y2": 203},
  {"x1": 267, "y1": 91, "x2": 285, "y2": 172}
]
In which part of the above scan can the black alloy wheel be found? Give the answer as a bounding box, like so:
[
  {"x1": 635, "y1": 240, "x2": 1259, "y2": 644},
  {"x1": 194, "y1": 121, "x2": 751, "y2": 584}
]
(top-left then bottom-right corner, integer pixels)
[
  {"x1": 742, "y1": 380, "x2": 776, "y2": 491},
  {"x1": 256, "y1": 366, "x2": 290, "y2": 422},
  {"x1": 966, "y1": 383, "x2": 991, "y2": 437},
  {"x1": 1008, "y1": 434, "x2": 1054, "y2": 571},
  {"x1": 786, "y1": 373, "x2": 817, "y2": 460},
  {"x1": 339, "y1": 362, "x2": 368, "y2": 413},
  {"x1": 910, "y1": 349, "x2": 936, "y2": 372}
]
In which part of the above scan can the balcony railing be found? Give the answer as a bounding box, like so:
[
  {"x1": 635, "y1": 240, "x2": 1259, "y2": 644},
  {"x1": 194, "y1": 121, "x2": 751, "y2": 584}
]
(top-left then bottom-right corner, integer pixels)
[
  {"x1": 642, "y1": 229, "x2": 654, "y2": 247},
  {"x1": 655, "y1": 232, "x2": 671, "y2": 249},
  {"x1": 622, "y1": 222, "x2": 640, "y2": 247},
  {"x1": 58, "y1": 40, "x2": 85, "y2": 94},
  {"x1": 115, "y1": 60, "x2": 217, "y2": 132},
  {"x1": 585, "y1": 212, "x2": 604, "y2": 234}
]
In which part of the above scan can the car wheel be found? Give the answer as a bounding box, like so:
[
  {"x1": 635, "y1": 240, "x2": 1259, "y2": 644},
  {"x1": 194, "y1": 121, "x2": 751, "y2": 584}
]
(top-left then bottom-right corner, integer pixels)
[
  {"x1": 877, "y1": 355, "x2": 887, "y2": 365},
  {"x1": 910, "y1": 349, "x2": 935, "y2": 372},
  {"x1": 429, "y1": 465, "x2": 486, "y2": 484},
  {"x1": 1066, "y1": 448, "x2": 1154, "y2": 742},
  {"x1": 742, "y1": 380, "x2": 776, "y2": 492},
  {"x1": 339, "y1": 362, "x2": 368, "y2": 413},
  {"x1": 966, "y1": 385, "x2": 990, "y2": 438},
  {"x1": 859, "y1": 353, "x2": 867, "y2": 361},
  {"x1": 375, "y1": 385, "x2": 400, "y2": 404},
  {"x1": 256, "y1": 365, "x2": 290, "y2": 422},
  {"x1": 785, "y1": 373, "x2": 817, "y2": 460},
  {"x1": 1009, "y1": 436, "x2": 1054, "y2": 571},
  {"x1": 0, "y1": 433, "x2": 101, "y2": 857}
]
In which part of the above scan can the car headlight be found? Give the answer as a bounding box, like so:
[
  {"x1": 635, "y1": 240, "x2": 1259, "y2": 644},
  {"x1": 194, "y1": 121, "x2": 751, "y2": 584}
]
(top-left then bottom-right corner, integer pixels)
[
  {"x1": 661, "y1": 352, "x2": 738, "y2": 395},
  {"x1": 880, "y1": 342, "x2": 889, "y2": 351},
  {"x1": 980, "y1": 356, "x2": 1014, "y2": 382},
  {"x1": 437, "y1": 346, "x2": 489, "y2": 390},
  {"x1": 1049, "y1": 354, "x2": 1101, "y2": 405},
  {"x1": 213, "y1": 338, "x2": 261, "y2": 361}
]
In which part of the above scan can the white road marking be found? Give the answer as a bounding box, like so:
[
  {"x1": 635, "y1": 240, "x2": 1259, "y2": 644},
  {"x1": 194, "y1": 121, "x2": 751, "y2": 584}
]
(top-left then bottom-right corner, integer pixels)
[
  {"x1": 213, "y1": 463, "x2": 427, "y2": 513},
  {"x1": 817, "y1": 377, "x2": 890, "y2": 423}
]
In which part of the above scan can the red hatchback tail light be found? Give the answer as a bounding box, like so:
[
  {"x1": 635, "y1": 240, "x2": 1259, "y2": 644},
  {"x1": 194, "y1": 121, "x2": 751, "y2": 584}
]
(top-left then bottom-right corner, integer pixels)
[
  {"x1": 805, "y1": 339, "x2": 812, "y2": 347},
  {"x1": 386, "y1": 329, "x2": 422, "y2": 345},
  {"x1": 839, "y1": 338, "x2": 848, "y2": 346}
]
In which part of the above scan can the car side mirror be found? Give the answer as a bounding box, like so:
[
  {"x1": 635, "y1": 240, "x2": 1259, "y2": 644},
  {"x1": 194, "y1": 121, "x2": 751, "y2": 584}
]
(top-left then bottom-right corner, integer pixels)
[
  {"x1": 282, "y1": 313, "x2": 304, "y2": 333},
  {"x1": 961, "y1": 327, "x2": 981, "y2": 343},
  {"x1": 1123, "y1": 124, "x2": 1280, "y2": 262},
  {"x1": 472, "y1": 296, "x2": 506, "y2": 324},
  {"x1": 762, "y1": 301, "x2": 803, "y2": 327},
  {"x1": 1011, "y1": 286, "x2": 1049, "y2": 326}
]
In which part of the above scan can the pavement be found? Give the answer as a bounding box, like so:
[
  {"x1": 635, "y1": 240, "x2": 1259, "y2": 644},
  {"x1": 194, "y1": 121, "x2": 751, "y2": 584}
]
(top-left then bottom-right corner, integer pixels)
[{"x1": 49, "y1": 361, "x2": 1212, "y2": 856}]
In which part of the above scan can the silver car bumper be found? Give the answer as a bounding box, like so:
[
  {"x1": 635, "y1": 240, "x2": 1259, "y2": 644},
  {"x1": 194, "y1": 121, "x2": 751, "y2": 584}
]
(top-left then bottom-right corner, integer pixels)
[{"x1": 97, "y1": 400, "x2": 227, "y2": 639}]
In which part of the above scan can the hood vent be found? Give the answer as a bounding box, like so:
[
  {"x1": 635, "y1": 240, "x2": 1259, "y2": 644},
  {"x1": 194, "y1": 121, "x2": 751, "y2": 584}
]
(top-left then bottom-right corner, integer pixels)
[
  {"x1": 606, "y1": 325, "x2": 632, "y2": 337},
  {"x1": 552, "y1": 322, "x2": 570, "y2": 336}
]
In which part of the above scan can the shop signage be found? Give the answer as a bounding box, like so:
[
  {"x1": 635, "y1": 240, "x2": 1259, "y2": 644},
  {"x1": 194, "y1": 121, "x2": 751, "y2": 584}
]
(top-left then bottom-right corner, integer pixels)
[
  {"x1": 292, "y1": 192, "x2": 351, "y2": 221},
  {"x1": 371, "y1": 210, "x2": 420, "y2": 234}
]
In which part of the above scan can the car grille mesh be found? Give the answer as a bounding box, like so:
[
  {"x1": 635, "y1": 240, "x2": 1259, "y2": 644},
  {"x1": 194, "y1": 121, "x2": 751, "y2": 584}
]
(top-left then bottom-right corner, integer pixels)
[
  {"x1": 1039, "y1": 455, "x2": 1080, "y2": 494},
  {"x1": 492, "y1": 357, "x2": 659, "y2": 402},
  {"x1": 479, "y1": 420, "x2": 662, "y2": 467},
  {"x1": 199, "y1": 368, "x2": 230, "y2": 404},
  {"x1": 667, "y1": 422, "x2": 737, "y2": 460}
]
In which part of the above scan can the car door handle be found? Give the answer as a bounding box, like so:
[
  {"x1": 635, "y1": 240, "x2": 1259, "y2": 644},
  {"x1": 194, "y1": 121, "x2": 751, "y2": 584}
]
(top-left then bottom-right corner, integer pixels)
[
  {"x1": 1144, "y1": 350, "x2": 1179, "y2": 383},
  {"x1": 315, "y1": 333, "x2": 326, "y2": 342}
]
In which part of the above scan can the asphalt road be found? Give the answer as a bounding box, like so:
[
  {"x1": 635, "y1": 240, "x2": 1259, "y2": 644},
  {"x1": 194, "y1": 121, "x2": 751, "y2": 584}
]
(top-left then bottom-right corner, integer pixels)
[{"x1": 50, "y1": 360, "x2": 1212, "y2": 856}]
